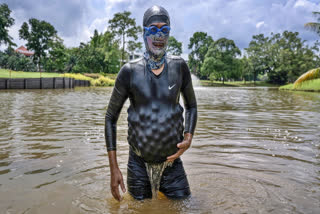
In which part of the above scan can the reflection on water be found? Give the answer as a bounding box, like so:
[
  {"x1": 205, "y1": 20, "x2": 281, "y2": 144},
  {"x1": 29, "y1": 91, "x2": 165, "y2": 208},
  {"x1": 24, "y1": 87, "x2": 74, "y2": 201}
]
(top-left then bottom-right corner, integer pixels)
[{"x1": 0, "y1": 87, "x2": 319, "y2": 213}]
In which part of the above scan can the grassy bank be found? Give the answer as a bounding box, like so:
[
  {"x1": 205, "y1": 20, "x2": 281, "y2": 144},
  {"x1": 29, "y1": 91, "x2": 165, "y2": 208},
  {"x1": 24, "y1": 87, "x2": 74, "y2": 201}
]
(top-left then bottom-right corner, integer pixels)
[
  {"x1": 0, "y1": 69, "x2": 115, "y2": 86},
  {"x1": 200, "y1": 80, "x2": 279, "y2": 87},
  {"x1": 0, "y1": 69, "x2": 61, "y2": 78},
  {"x1": 279, "y1": 78, "x2": 320, "y2": 92}
]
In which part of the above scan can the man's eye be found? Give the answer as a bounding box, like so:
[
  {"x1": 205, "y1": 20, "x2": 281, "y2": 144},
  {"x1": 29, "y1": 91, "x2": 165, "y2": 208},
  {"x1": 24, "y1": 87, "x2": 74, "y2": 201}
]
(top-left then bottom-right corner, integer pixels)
[
  {"x1": 150, "y1": 27, "x2": 157, "y2": 33},
  {"x1": 162, "y1": 28, "x2": 169, "y2": 33}
]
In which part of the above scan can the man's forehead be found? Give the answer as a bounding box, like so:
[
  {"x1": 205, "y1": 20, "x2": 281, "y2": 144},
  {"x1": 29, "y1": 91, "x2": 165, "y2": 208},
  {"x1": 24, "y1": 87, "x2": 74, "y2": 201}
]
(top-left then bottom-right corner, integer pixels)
[{"x1": 149, "y1": 22, "x2": 167, "y2": 27}]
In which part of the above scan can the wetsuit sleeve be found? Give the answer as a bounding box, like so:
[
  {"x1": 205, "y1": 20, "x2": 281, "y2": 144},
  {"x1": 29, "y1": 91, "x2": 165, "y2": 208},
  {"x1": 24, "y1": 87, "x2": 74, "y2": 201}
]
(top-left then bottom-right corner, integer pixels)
[
  {"x1": 105, "y1": 63, "x2": 131, "y2": 151},
  {"x1": 180, "y1": 59, "x2": 198, "y2": 135}
]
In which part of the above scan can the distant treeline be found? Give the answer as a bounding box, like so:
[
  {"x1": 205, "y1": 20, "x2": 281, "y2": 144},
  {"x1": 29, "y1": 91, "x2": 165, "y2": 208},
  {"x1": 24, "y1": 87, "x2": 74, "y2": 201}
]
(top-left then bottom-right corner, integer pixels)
[
  {"x1": 190, "y1": 31, "x2": 320, "y2": 84},
  {"x1": 1, "y1": 3, "x2": 319, "y2": 84}
]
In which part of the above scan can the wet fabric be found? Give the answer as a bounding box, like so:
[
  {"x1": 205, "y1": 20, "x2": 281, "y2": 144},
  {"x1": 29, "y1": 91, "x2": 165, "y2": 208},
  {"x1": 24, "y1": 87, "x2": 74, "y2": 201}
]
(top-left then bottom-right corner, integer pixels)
[
  {"x1": 105, "y1": 55, "x2": 197, "y2": 163},
  {"x1": 127, "y1": 148, "x2": 191, "y2": 200}
]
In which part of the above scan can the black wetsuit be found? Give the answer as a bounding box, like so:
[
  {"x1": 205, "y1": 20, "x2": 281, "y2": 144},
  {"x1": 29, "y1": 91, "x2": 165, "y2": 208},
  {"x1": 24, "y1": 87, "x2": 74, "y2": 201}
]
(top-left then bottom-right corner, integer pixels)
[{"x1": 105, "y1": 55, "x2": 197, "y2": 199}]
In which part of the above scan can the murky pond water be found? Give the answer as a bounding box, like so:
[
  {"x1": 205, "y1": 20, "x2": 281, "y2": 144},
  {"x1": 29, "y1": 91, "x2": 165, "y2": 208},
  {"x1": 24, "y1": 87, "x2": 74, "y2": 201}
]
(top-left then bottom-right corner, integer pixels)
[{"x1": 0, "y1": 87, "x2": 319, "y2": 214}]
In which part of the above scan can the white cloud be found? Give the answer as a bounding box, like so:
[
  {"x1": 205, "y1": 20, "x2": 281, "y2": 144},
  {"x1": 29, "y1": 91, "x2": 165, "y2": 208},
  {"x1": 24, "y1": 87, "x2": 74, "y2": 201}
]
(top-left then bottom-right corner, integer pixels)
[{"x1": 256, "y1": 21, "x2": 265, "y2": 29}]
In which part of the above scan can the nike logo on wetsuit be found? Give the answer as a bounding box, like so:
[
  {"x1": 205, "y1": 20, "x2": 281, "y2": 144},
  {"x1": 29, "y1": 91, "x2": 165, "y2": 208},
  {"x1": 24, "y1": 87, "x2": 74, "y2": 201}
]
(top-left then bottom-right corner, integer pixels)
[{"x1": 168, "y1": 84, "x2": 176, "y2": 90}]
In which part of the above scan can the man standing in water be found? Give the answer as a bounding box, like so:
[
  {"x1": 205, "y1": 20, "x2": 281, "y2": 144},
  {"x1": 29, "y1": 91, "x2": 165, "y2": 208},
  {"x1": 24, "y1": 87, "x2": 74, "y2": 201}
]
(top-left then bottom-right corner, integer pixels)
[{"x1": 105, "y1": 5, "x2": 197, "y2": 201}]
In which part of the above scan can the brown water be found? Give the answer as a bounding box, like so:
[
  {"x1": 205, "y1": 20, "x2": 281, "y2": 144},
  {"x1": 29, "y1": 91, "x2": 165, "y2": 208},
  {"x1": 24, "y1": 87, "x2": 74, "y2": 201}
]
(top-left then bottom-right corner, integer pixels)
[{"x1": 0, "y1": 87, "x2": 319, "y2": 214}]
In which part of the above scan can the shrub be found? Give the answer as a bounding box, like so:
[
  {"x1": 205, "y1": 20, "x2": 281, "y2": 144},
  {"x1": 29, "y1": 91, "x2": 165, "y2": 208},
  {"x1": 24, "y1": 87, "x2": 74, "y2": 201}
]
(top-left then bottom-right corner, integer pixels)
[
  {"x1": 91, "y1": 76, "x2": 115, "y2": 86},
  {"x1": 83, "y1": 73, "x2": 101, "y2": 79},
  {"x1": 60, "y1": 73, "x2": 115, "y2": 86}
]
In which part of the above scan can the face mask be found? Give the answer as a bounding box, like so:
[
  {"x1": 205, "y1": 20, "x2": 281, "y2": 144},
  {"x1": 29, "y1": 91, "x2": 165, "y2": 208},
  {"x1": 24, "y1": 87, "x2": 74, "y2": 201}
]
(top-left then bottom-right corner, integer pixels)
[{"x1": 143, "y1": 25, "x2": 170, "y2": 70}]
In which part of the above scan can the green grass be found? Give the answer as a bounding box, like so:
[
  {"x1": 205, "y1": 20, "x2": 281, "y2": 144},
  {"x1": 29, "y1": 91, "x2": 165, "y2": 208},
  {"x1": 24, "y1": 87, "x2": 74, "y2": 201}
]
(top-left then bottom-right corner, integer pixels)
[
  {"x1": 0, "y1": 69, "x2": 62, "y2": 78},
  {"x1": 200, "y1": 80, "x2": 279, "y2": 87},
  {"x1": 280, "y1": 78, "x2": 320, "y2": 92}
]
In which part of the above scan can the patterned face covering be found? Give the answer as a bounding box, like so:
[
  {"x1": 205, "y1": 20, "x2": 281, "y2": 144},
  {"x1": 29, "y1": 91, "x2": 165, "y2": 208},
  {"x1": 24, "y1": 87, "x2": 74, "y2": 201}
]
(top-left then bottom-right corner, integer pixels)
[{"x1": 143, "y1": 25, "x2": 170, "y2": 70}]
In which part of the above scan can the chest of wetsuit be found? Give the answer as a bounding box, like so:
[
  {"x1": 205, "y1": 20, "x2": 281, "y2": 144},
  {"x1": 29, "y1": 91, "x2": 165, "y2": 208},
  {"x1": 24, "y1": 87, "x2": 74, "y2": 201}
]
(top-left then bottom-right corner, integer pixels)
[{"x1": 105, "y1": 55, "x2": 197, "y2": 163}]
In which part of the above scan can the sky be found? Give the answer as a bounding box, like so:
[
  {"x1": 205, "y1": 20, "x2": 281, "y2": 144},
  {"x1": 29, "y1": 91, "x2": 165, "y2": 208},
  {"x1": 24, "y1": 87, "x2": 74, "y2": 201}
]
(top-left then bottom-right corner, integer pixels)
[{"x1": 1, "y1": 0, "x2": 320, "y2": 58}]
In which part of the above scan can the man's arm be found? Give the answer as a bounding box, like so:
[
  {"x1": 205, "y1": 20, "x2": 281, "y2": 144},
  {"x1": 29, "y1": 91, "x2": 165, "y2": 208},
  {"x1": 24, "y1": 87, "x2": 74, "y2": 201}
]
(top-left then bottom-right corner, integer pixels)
[
  {"x1": 167, "y1": 59, "x2": 198, "y2": 162},
  {"x1": 105, "y1": 63, "x2": 130, "y2": 201}
]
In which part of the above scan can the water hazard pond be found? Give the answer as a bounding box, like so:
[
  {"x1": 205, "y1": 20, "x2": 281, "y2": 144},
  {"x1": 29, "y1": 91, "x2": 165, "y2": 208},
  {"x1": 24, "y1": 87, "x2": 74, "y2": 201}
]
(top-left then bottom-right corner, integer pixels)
[{"x1": 0, "y1": 87, "x2": 319, "y2": 213}]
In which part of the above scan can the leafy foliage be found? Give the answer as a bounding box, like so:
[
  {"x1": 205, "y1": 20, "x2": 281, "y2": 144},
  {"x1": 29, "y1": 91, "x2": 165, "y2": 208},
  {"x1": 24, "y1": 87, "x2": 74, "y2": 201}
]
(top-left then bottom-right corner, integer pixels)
[
  {"x1": 108, "y1": 11, "x2": 142, "y2": 66},
  {"x1": 188, "y1": 32, "x2": 213, "y2": 78},
  {"x1": 201, "y1": 38, "x2": 241, "y2": 83},
  {"x1": 0, "y1": 3, "x2": 16, "y2": 46},
  {"x1": 305, "y1": 11, "x2": 320, "y2": 37},
  {"x1": 19, "y1": 18, "x2": 57, "y2": 70},
  {"x1": 245, "y1": 31, "x2": 320, "y2": 84},
  {"x1": 44, "y1": 35, "x2": 67, "y2": 72},
  {"x1": 0, "y1": 48, "x2": 36, "y2": 72},
  {"x1": 167, "y1": 36, "x2": 182, "y2": 56}
]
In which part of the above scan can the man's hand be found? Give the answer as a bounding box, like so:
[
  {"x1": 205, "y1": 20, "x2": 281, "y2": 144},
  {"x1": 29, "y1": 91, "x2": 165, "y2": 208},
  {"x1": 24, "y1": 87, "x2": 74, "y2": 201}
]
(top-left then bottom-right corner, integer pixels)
[
  {"x1": 110, "y1": 167, "x2": 126, "y2": 201},
  {"x1": 108, "y1": 150, "x2": 126, "y2": 201},
  {"x1": 167, "y1": 133, "x2": 193, "y2": 162}
]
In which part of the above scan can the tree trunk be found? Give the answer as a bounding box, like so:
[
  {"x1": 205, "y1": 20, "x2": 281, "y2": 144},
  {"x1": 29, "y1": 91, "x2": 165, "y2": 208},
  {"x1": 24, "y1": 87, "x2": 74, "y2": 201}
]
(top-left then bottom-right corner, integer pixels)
[
  {"x1": 121, "y1": 34, "x2": 125, "y2": 67},
  {"x1": 38, "y1": 56, "x2": 41, "y2": 78}
]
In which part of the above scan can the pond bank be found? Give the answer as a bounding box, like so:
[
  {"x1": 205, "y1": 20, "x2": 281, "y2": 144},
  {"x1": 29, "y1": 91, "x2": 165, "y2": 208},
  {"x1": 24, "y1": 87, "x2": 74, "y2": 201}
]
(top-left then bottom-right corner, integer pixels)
[
  {"x1": 0, "y1": 77, "x2": 90, "y2": 89},
  {"x1": 200, "y1": 80, "x2": 279, "y2": 87},
  {"x1": 0, "y1": 69, "x2": 115, "y2": 87}
]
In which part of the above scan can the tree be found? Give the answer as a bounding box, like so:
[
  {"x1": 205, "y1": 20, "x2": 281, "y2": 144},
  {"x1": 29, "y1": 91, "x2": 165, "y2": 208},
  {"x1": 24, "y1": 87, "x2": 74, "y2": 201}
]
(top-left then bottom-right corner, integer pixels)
[
  {"x1": 245, "y1": 34, "x2": 271, "y2": 84},
  {"x1": 201, "y1": 38, "x2": 241, "y2": 84},
  {"x1": 44, "y1": 35, "x2": 67, "y2": 72},
  {"x1": 167, "y1": 36, "x2": 182, "y2": 56},
  {"x1": 240, "y1": 55, "x2": 254, "y2": 82},
  {"x1": 71, "y1": 42, "x2": 105, "y2": 74},
  {"x1": 246, "y1": 31, "x2": 320, "y2": 84},
  {"x1": 0, "y1": 47, "x2": 36, "y2": 72},
  {"x1": 127, "y1": 40, "x2": 142, "y2": 59},
  {"x1": 188, "y1": 32, "x2": 213, "y2": 78},
  {"x1": 269, "y1": 31, "x2": 319, "y2": 83},
  {"x1": 19, "y1": 18, "x2": 57, "y2": 72},
  {"x1": 108, "y1": 11, "x2": 142, "y2": 66},
  {"x1": 0, "y1": 3, "x2": 16, "y2": 46},
  {"x1": 100, "y1": 30, "x2": 122, "y2": 73},
  {"x1": 305, "y1": 11, "x2": 320, "y2": 37},
  {"x1": 66, "y1": 29, "x2": 121, "y2": 74}
]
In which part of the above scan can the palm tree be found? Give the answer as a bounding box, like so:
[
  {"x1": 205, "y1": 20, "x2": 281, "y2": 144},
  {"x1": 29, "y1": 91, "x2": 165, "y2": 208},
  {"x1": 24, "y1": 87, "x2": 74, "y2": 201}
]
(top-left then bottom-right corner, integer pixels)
[{"x1": 304, "y1": 11, "x2": 320, "y2": 36}]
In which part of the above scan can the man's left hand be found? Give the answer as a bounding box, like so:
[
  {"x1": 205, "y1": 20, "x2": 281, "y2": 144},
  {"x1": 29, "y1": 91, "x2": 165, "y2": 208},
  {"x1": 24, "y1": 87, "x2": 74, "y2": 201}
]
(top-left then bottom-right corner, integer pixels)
[{"x1": 167, "y1": 133, "x2": 193, "y2": 162}]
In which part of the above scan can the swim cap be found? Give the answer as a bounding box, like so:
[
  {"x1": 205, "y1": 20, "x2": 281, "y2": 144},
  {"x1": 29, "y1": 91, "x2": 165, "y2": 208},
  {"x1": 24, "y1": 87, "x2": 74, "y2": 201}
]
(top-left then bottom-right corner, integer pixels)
[{"x1": 143, "y1": 5, "x2": 170, "y2": 27}]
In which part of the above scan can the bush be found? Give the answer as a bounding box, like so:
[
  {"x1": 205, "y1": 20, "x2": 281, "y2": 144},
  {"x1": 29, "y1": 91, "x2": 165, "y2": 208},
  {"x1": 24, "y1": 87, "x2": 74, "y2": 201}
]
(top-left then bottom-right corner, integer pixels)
[
  {"x1": 0, "y1": 51, "x2": 36, "y2": 72},
  {"x1": 91, "y1": 76, "x2": 115, "y2": 86},
  {"x1": 83, "y1": 73, "x2": 101, "y2": 79},
  {"x1": 61, "y1": 73, "x2": 93, "y2": 81},
  {"x1": 61, "y1": 73, "x2": 115, "y2": 86}
]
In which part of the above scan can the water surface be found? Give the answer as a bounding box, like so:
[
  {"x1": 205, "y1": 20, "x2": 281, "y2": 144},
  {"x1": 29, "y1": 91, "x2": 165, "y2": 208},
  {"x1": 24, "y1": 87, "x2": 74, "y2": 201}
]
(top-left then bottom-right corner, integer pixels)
[{"x1": 0, "y1": 87, "x2": 319, "y2": 213}]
